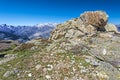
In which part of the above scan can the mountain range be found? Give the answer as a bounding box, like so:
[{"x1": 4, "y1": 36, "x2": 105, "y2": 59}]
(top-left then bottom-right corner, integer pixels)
[
  {"x1": 0, "y1": 23, "x2": 119, "y2": 42},
  {"x1": 0, "y1": 23, "x2": 57, "y2": 42},
  {"x1": 116, "y1": 24, "x2": 120, "y2": 31}
]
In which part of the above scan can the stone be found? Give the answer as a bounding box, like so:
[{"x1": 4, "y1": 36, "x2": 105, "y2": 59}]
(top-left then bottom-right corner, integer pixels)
[
  {"x1": 80, "y1": 11, "x2": 108, "y2": 28},
  {"x1": 0, "y1": 54, "x2": 17, "y2": 65},
  {"x1": 104, "y1": 23, "x2": 118, "y2": 32},
  {"x1": 28, "y1": 73, "x2": 32, "y2": 77},
  {"x1": 3, "y1": 71, "x2": 11, "y2": 77},
  {"x1": 45, "y1": 75, "x2": 51, "y2": 79},
  {"x1": 47, "y1": 64, "x2": 53, "y2": 71},
  {"x1": 3, "y1": 69, "x2": 19, "y2": 77},
  {"x1": 35, "y1": 64, "x2": 41, "y2": 70}
]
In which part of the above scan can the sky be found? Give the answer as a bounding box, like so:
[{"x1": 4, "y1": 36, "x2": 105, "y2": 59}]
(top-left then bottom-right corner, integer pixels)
[{"x1": 0, "y1": 0, "x2": 120, "y2": 26}]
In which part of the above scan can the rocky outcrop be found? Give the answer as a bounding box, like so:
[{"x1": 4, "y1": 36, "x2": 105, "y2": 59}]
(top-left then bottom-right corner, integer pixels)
[
  {"x1": 80, "y1": 11, "x2": 108, "y2": 30},
  {"x1": 48, "y1": 11, "x2": 120, "y2": 80}
]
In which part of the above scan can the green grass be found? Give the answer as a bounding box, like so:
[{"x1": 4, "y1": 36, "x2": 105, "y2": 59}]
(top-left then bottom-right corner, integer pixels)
[
  {"x1": 0, "y1": 47, "x2": 41, "y2": 80},
  {"x1": 0, "y1": 43, "x2": 93, "y2": 80}
]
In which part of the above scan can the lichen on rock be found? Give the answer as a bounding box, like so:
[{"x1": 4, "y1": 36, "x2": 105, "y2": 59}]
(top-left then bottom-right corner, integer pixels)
[{"x1": 80, "y1": 11, "x2": 108, "y2": 30}]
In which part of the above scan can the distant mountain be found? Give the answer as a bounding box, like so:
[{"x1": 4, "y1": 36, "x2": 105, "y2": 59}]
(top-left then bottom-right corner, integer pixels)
[
  {"x1": 0, "y1": 23, "x2": 57, "y2": 42},
  {"x1": 116, "y1": 24, "x2": 120, "y2": 31}
]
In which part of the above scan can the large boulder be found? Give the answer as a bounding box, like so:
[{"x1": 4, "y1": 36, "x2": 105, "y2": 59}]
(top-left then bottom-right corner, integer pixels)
[{"x1": 80, "y1": 11, "x2": 108, "y2": 31}]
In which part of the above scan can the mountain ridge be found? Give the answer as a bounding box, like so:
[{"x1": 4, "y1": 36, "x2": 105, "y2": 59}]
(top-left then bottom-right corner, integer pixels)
[{"x1": 0, "y1": 23, "x2": 57, "y2": 42}]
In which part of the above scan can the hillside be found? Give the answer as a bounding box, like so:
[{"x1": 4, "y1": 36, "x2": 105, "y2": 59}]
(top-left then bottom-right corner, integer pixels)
[{"x1": 0, "y1": 11, "x2": 120, "y2": 80}]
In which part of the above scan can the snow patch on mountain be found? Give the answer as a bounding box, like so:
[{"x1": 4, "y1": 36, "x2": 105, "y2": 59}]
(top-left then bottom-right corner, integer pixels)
[
  {"x1": 0, "y1": 23, "x2": 57, "y2": 42},
  {"x1": 35, "y1": 23, "x2": 57, "y2": 28}
]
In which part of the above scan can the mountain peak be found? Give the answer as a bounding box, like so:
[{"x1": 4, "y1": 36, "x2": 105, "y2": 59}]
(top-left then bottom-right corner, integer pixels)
[
  {"x1": 0, "y1": 23, "x2": 56, "y2": 42},
  {"x1": 1, "y1": 24, "x2": 7, "y2": 26},
  {"x1": 35, "y1": 23, "x2": 57, "y2": 28}
]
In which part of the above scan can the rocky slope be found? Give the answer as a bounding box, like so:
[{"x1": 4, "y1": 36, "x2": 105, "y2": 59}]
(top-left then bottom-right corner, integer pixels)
[
  {"x1": 48, "y1": 11, "x2": 120, "y2": 80},
  {"x1": 0, "y1": 11, "x2": 120, "y2": 80}
]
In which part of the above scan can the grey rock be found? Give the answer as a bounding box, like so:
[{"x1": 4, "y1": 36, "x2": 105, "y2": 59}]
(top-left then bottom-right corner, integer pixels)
[
  {"x1": 3, "y1": 69, "x2": 19, "y2": 77},
  {"x1": 0, "y1": 54, "x2": 17, "y2": 65},
  {"x1": 96, "y1": 61, "x2": 120, "y2": 80},
  {"x1": 3, "y1": 71, "x2": 11, "y2": 77},
  {"x1": 89, "y1": 32, "x2": 120, "y2": 68},
  {"x1": 104, "y1": 23, "x2": 118, "y2": 32}
]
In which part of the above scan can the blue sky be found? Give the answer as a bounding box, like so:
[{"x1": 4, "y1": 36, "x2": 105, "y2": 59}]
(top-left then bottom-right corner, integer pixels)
[{"x1": 0, "y1": 0, "x2": 120, "y2": 26}]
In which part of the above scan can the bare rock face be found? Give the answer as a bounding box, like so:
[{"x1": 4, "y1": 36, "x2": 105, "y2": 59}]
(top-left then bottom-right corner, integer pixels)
[
  {"x1": 80, "y1": 11, "x2": 108, "y2": 30},
  {"x1": 49, "y1": 11, "x2": 119, "y2": 53},
  {"x1": 50, "y1": 11, "x2": 110, "y2": 42},
  {"x1": 48, "y1": 11, "x2": 120, "y2": 80},
  {"x1": 104, "y1": 23, "x2": 118, "y2": 32}
]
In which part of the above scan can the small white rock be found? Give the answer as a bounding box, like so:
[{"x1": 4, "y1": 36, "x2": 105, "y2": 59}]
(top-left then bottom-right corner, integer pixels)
[
  {"x1": 45, "y1": 75, "x2": 51, "y2": 79},
  {"x1": 35, "y1": 64, "x2": 41, "y2": 70},
  {"x1": 50, "y1": 53, "x2": 53, "y2": 56},
  {"x1": 71, "y1": 60, "x2": 75, "y2": 64},
  {"x1": 79, "y1": 62, "x2": 82, "y2": 65},
  {"x1": 17, "y1": 73, "x2": 20, "y2": 76},
  {"x1": 85, "y1": 59, "x2": 90, "y2": 63},
  {"x1": 28, "y1": 73, "x2": 32, "y2": 77},
  {"x1": 118, "y1": 68, "x2": 120, "y2": 71},
  {"x1": 72, "y1": 67, "x2": 76, "y2": 72},
  {"x1": 80, "y1": 69, "x2": 87, "y2": 73},
  {"x1": 47, "y1": 64, "x2": 53, "y2": 71},
  {"x1": 103, "y1": 49, "x2": 107, "y2": 55},
  {"x1": 64, "y1": 77, "x2": 69, "y2": 80}
]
